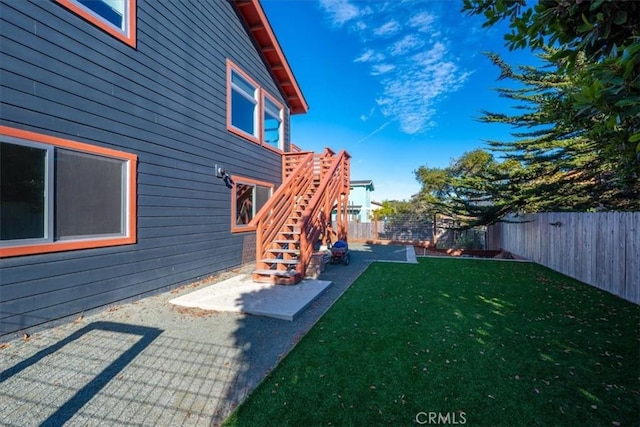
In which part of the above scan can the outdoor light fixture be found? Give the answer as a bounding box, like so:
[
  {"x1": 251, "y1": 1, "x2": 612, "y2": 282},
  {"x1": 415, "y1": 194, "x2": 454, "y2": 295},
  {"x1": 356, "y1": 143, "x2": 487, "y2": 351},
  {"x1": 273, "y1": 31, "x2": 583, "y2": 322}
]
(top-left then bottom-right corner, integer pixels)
[{"x1": 214, "y1": 164, "x2": 234, "y2": 189}]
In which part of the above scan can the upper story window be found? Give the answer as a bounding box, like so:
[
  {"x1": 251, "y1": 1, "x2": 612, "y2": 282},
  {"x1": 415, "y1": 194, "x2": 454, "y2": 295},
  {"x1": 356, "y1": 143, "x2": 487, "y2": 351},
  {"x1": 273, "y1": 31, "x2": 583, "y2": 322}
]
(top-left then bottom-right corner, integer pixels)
[
  {"x1": 263, "y1": 95, "x2": 283, "y2": 150},
  {"x1": 0, "y1": 126, "x2": 137, "y2": 258},
  {"x1": 56, "y1": 0, "x2": 137, "y2": 48},
  {"x1": 230, "y1": 69, "x2": 259, "y2": 140},
  {"x1": 227, "y1": 60, "x2": 287, "y2": 152}
]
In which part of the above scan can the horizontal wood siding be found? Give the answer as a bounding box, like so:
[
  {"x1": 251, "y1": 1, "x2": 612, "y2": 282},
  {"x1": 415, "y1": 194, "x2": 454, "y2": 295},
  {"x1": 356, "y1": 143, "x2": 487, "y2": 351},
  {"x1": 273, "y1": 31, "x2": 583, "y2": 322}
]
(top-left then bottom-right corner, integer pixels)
[
  {"x1": 0, "y1": 0, "x2": 289, "y2": 335},
  {"x1": 486, "y1": 212, "x2": 640, "y2": 304}
]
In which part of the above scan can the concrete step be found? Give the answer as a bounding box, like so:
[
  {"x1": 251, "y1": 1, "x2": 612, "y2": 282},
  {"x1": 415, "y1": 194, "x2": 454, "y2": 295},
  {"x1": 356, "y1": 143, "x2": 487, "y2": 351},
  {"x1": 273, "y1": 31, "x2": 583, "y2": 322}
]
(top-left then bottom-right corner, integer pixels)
[
  {"x1": 252, "y1": 269, "x2": 298, "y2": 277},
  {"x1": 252, "y1": 269, "x2": 303, "y2": 285},
  {"x1": 260, "y1": 258, "x2": 299, "y2": 265}
]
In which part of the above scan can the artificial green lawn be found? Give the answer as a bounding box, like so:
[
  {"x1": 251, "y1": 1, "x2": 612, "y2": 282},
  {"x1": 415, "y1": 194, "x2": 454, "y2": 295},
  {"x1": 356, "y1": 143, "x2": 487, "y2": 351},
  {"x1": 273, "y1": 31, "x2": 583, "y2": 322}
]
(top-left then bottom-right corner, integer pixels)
[{"x1": 223, "y1": 258, "x2": 640, "y2": 426}]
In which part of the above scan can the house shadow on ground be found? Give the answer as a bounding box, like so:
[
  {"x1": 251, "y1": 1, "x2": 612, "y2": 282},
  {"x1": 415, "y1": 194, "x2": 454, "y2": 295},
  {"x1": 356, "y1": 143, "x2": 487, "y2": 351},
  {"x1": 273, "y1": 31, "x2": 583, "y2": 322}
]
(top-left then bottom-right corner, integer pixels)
[
  {"x1": 0, "y1": 243, "x2": 411, "y2": 427},
  {"x1": 0, "y1": 321, "x2": 162, "y2": 426}
]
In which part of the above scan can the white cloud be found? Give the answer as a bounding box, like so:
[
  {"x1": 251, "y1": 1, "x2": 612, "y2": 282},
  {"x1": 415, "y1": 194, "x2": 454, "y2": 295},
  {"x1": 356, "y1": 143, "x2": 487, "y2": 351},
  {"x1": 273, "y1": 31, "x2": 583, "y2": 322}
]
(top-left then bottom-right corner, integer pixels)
[
  {"x1": 360, "y1": 107, "x2": 375, "y2": 122},
  {"x1": 319, "y1": 0, "x2": 360, "y2": 26},
  {"x1": 408, "y1": 12, "x2": 435, "y2": 32},
  {"x1": 354, "y1": 50, "x2": 373, "y2": 63},
  {"x1": 320, "y1": 0, "x2": 471, "y2": 135},
  {"x1": 373, "y1": 20, "x2": 400, "y2": 37},
  {"x1": 371, "y1": 64, "x2": 395, "y2": 75},
  {"x1": 390, "y1": 34, "x2": 424, "y2": 56},
  {"x1": 354, "y1": 21, "x2": 367, "y2": 31},
  {"x1": 376, "y1": 42, "x2": 470, "y2": 134},
  {"x1": 354, "y1": 49, "x2": 385, "y2": 63},
  {"x1": 411, "y1": 42, "x2": 447, "y2": 67}
]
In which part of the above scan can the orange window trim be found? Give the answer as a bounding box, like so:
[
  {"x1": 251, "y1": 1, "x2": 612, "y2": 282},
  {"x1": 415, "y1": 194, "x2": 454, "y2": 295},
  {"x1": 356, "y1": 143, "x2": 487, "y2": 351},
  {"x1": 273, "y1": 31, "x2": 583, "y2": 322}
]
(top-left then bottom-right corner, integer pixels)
[
  {"x1": 231, "y1": 175, "x2": 274, "y2": 233},
  {"x1": 0, "y1": 126, "x2": 138, "y2": 258},
  {"x1": 55, "y1": 0, "x2": 137, "y2": 48},
  {"x1": 226, "y1": 59, "x2": 287, "y2": 153}
]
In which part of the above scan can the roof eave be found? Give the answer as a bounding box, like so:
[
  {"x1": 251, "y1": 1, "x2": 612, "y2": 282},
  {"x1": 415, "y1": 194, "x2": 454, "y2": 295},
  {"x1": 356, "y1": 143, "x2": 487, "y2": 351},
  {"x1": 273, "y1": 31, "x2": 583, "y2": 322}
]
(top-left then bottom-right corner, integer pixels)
[{"x1": 234, "y1": 0, "x2": 309, "y2": 115}]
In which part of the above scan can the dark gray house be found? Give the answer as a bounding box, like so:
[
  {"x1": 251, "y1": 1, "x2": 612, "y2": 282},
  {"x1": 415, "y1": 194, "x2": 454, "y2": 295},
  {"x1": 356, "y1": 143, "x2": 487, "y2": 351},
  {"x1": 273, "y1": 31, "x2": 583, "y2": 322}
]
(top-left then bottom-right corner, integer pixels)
[{"x1": 0, "y1": 0, "x2": 350, "y2": 337}]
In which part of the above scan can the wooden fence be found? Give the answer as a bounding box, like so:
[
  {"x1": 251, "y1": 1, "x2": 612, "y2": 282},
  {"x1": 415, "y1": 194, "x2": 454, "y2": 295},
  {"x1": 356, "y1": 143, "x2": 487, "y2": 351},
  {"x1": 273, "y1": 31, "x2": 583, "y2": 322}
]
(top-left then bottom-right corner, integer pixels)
[
  {"x1": 347, "y1": 221, "x2": 384, "y2": 241},
  {"x1": 346, "y1": 220, "x2": 485, "y2": 249},
  {"x1": 486, "y1": 212, "x2": 639, "y2": 304}
]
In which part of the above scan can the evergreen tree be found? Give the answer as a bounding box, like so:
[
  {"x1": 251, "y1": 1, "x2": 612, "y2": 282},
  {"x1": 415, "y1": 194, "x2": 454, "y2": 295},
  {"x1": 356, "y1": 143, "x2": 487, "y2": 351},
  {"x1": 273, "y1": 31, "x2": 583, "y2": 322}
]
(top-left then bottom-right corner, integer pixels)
[
  {"x1": 482, "y1": 52, "x2": 638, "y2": 212},
  {"x1": 457, "y1": 0, "x2": 639, "y2": 221}
]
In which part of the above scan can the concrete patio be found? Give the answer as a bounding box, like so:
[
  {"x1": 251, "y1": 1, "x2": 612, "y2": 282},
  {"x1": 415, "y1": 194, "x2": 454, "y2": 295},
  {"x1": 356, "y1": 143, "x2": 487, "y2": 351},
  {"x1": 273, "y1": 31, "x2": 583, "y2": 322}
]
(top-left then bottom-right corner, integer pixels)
[{"x1": 169, "y1": 274, "x2": 333, "y2": 321}]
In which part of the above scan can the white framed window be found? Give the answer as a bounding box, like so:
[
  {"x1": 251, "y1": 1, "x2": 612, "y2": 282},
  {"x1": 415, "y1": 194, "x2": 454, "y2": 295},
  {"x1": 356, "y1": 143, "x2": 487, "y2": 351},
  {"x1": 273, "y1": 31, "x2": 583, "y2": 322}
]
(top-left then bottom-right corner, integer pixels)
[
  {"x1": 229, "y1": 68, "x2": 259, "y2": 140},
  {"x1": 77, "y1": 0, "x2": 128, "y2": 32},
  {"x1": 263, "y1": 95, "x2": 283, "y2": 150},
  {"x1": 56, "y1": 0, "x2": 136, "y2": 47},
  {"x1": 0, "y1": 127, "x2": 137, "y2": 257}
]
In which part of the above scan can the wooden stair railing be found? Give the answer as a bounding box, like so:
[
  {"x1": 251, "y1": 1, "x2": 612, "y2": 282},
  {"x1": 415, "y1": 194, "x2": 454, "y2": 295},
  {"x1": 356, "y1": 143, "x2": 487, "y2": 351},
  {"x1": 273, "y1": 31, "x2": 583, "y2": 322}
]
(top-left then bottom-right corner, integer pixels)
[
  {"x1": 252, "y1": 148, "x2": 350, "y2": 285},
  {"x1": 252, "y1": 151, "x2": 315, "y2": 284},
  {"x1": 297, "y1": 150, "x2": 350, "y2": 280}
]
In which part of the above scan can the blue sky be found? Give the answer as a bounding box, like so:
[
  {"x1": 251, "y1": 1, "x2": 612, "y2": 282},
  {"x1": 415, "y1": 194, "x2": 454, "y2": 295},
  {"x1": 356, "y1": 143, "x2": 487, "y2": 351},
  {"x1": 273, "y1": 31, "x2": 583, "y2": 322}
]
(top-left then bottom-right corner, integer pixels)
[{"x1": 261, "y1": 0, "x2": 538, "y2": 202}]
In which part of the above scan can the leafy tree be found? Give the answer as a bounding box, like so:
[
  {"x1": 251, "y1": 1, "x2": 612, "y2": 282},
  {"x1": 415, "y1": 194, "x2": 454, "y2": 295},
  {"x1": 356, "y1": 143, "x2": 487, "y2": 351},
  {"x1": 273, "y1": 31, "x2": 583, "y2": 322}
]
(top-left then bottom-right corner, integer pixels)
[
  {"x1": 373, "y1": 200, "x2": 411, "y2": 221},
  {"x1": 461, "y1": 0, "x2": 640, "y2": 64},
  {"x1": 372, "y1": 200, "x2": 417, "y2": 223},
  {"x1": 373, "y1": 199, "x2": 427, "y2": 241},
  {"x1": 413, "y1": 149, "x2": 515, "y2": 229},
  {"x1": 413, "y1": 165, "x2": 452, "y2": 243}
]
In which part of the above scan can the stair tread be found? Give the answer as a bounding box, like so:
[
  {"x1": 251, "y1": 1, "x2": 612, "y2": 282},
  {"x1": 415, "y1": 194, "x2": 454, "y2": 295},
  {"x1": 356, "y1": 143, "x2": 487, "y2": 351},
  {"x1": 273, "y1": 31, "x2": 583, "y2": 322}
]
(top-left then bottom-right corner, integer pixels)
[
  {"x1": 274, "y1": 239, "x2": 298, "y2": 244},
  {"x1": 266, "y1": 249, "x2": 300, "y2": 254}
]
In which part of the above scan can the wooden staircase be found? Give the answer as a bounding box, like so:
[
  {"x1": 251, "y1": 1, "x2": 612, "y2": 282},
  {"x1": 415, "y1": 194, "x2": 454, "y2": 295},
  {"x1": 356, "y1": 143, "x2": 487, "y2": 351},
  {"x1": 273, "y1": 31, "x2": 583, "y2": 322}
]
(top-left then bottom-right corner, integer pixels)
[{"x1": 252, "y1": 148, "x2": 350, "y2": 285}]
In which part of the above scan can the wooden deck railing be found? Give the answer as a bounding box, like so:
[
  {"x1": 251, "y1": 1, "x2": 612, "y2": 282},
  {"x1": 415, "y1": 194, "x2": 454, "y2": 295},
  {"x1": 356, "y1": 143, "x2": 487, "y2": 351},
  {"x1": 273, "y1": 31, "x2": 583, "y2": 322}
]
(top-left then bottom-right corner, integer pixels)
[{"x1": 282, "y1": 151, "x2": 312, "y2": 182}]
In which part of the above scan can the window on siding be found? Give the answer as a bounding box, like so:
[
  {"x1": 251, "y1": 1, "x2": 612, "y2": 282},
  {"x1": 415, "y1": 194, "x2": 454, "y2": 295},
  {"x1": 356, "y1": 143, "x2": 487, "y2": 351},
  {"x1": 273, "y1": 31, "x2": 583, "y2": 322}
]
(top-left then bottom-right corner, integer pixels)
[
  {"x1": 263, "y1": 95, "x2": 283, "y2": 150},
  {"x1": 233, "y1": 178, "x2": 273, "y2": 231},
  {"x1": 55, "y1": 149, "x2": 126, "y2": 239},
  {"x1": 78, "y1": 0, "x2": 125, "y2": 29},
  {"x1": 230, "y1": 70, "x2": 259, "y2": 138},
  {"x1": 0, "y1": 128, "x2": 137, "y2": 257},
  {"x1": 0, "y1": 142, "x2": 50, "y2": 241},
  {"x1": 227, "y1": 60, "x2": 287, "y2": 152},
  {"x1": 56, "y1": 0, "x2": 136, "y2": 47}
]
